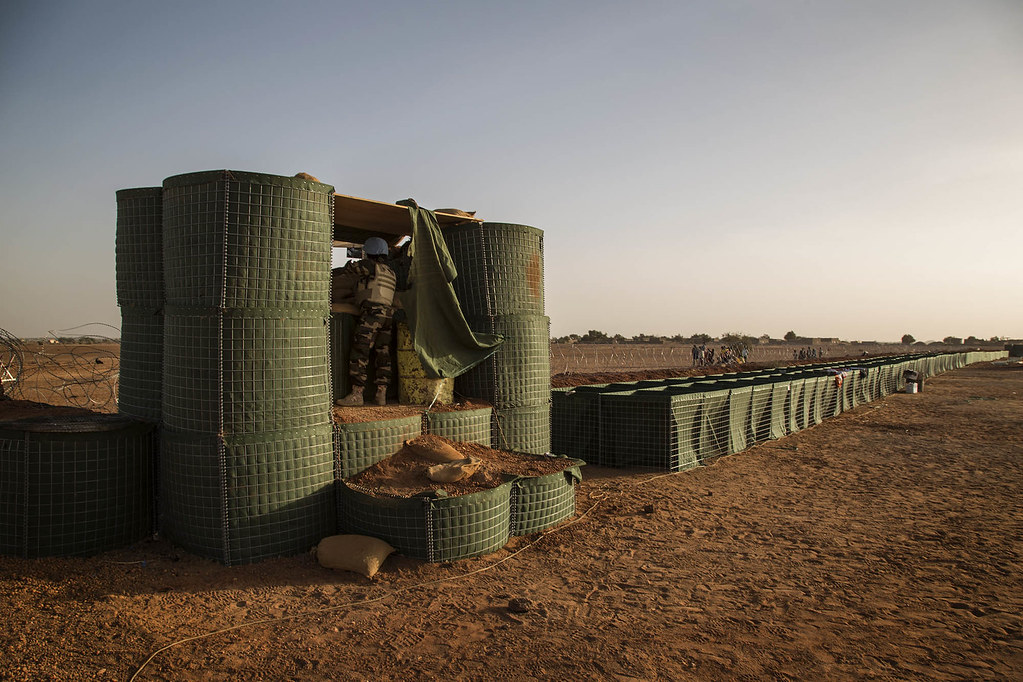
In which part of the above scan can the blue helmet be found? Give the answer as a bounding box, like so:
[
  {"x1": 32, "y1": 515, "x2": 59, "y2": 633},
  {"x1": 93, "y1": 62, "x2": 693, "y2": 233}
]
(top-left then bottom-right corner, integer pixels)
[{"x1": 363, "y1": 237, "x2": 388, "y2": 256}]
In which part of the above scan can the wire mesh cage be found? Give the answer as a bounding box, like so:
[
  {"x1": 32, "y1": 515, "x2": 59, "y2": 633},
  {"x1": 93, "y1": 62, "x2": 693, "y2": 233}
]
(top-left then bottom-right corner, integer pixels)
[
  {"x1": 157, "y1": 170, "x2": 336, "y2": 565},
  {"x1": 115, "y1": 187, "x2": 164, "y2": 307},
  {"x1": 442, "y1": 222, "x2": 545, "y2": 317},
  {"x1": 550, "y1": 352, "x2": 1003, "y2": 472},
  {"x1": 0, "y1": 416, "x2": 156, "y2": 558}
]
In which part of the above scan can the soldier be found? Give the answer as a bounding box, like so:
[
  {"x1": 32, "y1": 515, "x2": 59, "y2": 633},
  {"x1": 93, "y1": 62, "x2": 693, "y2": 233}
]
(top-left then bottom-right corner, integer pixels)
[{"x1": 336, "y1": 237, "x2": 397, "y2": 407}]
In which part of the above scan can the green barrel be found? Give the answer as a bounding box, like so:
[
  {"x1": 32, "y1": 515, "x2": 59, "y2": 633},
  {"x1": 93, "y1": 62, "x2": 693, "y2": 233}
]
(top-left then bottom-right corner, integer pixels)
[
  {"x1": 116, "y1": 187, "x2": 165, "y2": 421},
  {"x1": 457, "y1": 315, "x2": 551, "y2": 409},
  {"x1": 159, "y1": 170, "x2": 336, "y2": 565},
  {"x1": 443, "y1": 222, "x2": 544, "y2": 316},
  {"x1": 0, "y1": 415, "x2": 156, "y2": 558}
]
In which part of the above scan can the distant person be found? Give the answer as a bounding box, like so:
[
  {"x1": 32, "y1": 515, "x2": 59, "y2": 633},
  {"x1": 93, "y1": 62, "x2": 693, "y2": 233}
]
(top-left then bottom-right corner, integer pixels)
[
  {"x1": 336, "y1": 237, "x2": 397, "y2": 407},
  {"x1": 741, "y1": 346, "x2": 749, "y2": 363},
  {"x1": 692, "y1": 344, "x2": 700, "y2": 366}
]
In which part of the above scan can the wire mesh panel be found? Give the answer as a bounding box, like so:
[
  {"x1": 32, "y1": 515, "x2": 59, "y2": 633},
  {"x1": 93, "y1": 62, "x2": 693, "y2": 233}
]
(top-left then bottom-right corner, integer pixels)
[
  {"x1": 510, "y1": 461, "x2": 583, "y2": 536},
  {"x1": 160, "y1": 425, "x2": 334, "y2": 565},
  {"x1": 0, "y1": 417, "x2": 155, "y2": 558},
  {"x1": 456, "y1": 315, "x2": 550, "y2": 408},
  {"x1": 728, "y1": 387, "x2": 752, "y2": 454},
  {"x1": 425, "y1": 407, "x2": 493, "y2": 445},
  {"x1": 442, "y1": 222, "x2": 544, "y2": 316},
  {"x1": 551, "y1": 388, "x2": 601, "y2": 462},
  {"x1": 163, "y1": 310, "x2": 331, "y2": 435},
  {"x1": 669, "y1": 392, "x2": 703, "y2": 470},
  {"x1": 334, "y1": 416, "x2": 422, "y2": 479},
  {"x1": 158, "y1": 170, "x2": 335, "y2": 564},
  {"x1": 162, "y1": 170, "x2": 334, "y2": 309},
  {"x1": 770, "y1": 382, "x2": 790, "y2": 439},
  {"x1": 749, "y1": 384, "x2": 774, "y2": 443},
  {"x1": 493, "y1": 403, "x2": 551, "y2": 455},
  {"x1": 118, "y1": 308, "x2": 164, "y2": 422},
  {"x1": 338, "y1": 481, "x2": 515, "y2": 562},
  {"x1": 115, "y1": 187, "x2": 164, "y2": 307},
  {"x1": 698, "y1": 389, "x2": 730, "y2": 460}
]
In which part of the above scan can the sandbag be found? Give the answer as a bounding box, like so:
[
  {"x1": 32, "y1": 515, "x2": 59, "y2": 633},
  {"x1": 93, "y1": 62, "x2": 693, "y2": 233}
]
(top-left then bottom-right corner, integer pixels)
[
  {"x1": 314, "y1": 534, "x2": 395, "y2": 578},
  {"x1": 402, "y1": 434, "x2": 464, "y2": 463},
  {"x1": 427, "y1": 456, "x2": 482, "y2": 483}
]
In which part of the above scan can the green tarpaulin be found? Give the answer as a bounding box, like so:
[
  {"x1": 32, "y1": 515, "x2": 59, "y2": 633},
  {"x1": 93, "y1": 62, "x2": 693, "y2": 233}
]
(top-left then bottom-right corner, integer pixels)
[{"x1": 397, "y1": 206, "x2": 503, "y2": 379}]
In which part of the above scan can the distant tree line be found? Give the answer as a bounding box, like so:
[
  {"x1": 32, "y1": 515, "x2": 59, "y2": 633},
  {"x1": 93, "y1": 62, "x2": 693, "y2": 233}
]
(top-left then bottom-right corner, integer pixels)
[{"x1": 553, "y1": 331, "x2": 1009, "y2": 346}]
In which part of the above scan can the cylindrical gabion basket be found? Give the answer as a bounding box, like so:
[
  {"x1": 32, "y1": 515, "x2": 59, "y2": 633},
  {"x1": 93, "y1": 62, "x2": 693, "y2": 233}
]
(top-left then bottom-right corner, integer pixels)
[
  {"x1": 443, "y1": 222, "x2": 544, "y2": 317},
  {"x1": 0, "y1": 415, "x2": 156, "y2": 558},
  {"x1": 116, "y1": 187, "x2": 164, "y2": 308},
  {"x1": 159, "y1": 170, "x2": 336, "y2": 565},
  {"x1": 116, "y1": 186, "x2": 164, "y2": 421},
  {"x1": 456, "y1": 315, "x2": 551, "y2": 409},
  {"x1": 443, "y1": 222, "x2": 550, "y2": 453}
]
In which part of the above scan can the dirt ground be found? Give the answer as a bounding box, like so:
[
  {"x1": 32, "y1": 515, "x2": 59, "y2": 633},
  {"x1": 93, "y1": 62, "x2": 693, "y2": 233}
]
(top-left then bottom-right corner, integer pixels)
[{"x1": 1, "y1": 362, "x2": 1021, "y2": 681}]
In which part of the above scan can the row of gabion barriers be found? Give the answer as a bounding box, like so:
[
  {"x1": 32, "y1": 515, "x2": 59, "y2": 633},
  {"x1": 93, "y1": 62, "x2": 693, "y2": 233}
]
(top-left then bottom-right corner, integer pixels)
[{"x1": 552, "y1": 351, "x2": 1007, "y2": 471}]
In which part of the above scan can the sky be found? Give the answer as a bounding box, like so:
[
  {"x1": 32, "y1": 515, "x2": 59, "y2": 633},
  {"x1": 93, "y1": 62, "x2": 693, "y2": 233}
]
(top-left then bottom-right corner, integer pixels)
[{"x1": 1, "y1": 0, "x2": 1021, "y2": 342}]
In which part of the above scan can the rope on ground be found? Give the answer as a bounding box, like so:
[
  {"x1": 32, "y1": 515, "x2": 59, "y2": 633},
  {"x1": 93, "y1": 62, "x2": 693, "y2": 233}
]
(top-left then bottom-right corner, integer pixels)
[{"x1": 128, "y1": 477, "x2": 616, "y2": 681}]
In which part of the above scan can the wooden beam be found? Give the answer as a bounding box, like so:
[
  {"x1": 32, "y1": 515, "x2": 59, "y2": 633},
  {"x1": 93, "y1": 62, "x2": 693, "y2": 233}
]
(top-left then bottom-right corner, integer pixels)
[{"x1": 332, "y1": 193, "x2": 482, "y2": 243}]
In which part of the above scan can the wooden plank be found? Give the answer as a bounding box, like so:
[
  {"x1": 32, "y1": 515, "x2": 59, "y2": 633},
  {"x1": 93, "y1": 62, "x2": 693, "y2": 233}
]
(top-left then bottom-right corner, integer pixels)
[{"x1": 332, "y1": 193, "x2": 482, "y2": 243}]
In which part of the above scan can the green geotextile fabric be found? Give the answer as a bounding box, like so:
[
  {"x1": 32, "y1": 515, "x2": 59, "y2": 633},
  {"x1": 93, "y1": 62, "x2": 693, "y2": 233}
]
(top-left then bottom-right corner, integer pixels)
[
  {"x1": 425, "y1": 408, "x2": 493, "y2": 445},
  {"x1": 0, "y1": 420, "x2": 156, "y2": 558},
  {"x1": 396, "y1": 206, "x2": 503, "y2": 379},
  {"x1": 160, "y1": 425, "x2": 336, "y2": 565},
  {"x1": 728, "y1": 387, "x2": 752, "y2": 454},
  {"x1": 339, "y1": 481, "x2": 514, "y2": 562},
  {"x1": 510, "y1": 462, "x2": 584, "y2": 536}
]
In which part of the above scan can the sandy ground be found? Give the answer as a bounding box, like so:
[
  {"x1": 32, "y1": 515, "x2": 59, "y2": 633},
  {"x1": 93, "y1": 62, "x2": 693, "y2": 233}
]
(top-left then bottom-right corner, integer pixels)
[{"x1": 1, "y1": 362, "x2": 1021, "y2": 681}]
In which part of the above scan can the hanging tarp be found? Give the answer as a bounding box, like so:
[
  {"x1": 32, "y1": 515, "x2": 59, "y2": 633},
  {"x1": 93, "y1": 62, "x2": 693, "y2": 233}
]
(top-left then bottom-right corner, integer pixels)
[{"x1": 396, "y1": 206, "x2": 503, "y2": 379}]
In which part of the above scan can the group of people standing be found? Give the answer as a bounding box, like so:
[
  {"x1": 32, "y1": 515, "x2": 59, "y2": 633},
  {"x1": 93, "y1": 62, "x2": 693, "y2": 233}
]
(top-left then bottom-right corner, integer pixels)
[
  {"x1": 794, "y1": 347, "x2": 825, "y2": 361},
  {"x1": 692, "y1": 344, "x2": 749, "y2": 367}
]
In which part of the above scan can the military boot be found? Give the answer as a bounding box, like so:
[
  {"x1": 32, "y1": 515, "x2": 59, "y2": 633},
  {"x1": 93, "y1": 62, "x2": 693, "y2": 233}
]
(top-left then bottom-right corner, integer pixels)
[
  {"x1": 336, "y1": 389, "x2": 364, "y2": 407},
  {"x1": 374, "y1": 386, "x2": 388, "y2": 406}
]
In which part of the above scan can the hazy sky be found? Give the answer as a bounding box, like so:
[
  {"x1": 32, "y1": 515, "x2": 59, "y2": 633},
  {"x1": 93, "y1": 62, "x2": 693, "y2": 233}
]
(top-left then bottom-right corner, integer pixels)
[{"x1": 2, "y1": 0, "x2": 1021, "y2": 342}]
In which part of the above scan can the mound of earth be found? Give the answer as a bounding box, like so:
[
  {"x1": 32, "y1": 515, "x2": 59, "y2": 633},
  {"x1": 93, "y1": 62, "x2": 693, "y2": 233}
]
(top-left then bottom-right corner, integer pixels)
[{"x1": 346, "y1": 434, "x2": 577, "y2": 498}]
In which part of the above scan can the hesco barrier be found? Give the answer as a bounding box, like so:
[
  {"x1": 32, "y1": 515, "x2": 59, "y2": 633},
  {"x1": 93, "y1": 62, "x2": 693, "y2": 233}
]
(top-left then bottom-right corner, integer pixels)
[
  {"x1": 442, "y1": 222, "x2": 544, "y2": 316},
  {"x1": 338, "y1": 481, "x2": 513, "y2": 561},
  {"x1": 0, "y1": 416, "x2": 155, "y2": 558},
  {"x1": 456, "y1": 315, "x2": 551, "y2": 409},
  {"x1": 116, "y1": 187, "x2": 165, "y2": 421},
  {"x1": 160, "y1": 426, "x2": 335, "y2": 562},
  {"x1": 338, "y1": 455, "x2": 583, "y2": 561},
  {"x1": 551, "y1": 351, "x2": 1006, "y2": 471},
  {"x1": 159, "y1": 170, "x2": 336, "y2": 565},
  {"x1": 442, "y1": 222, "x2": 550, "y2": 453},
  {"x1": 494, "y1": 403, "x2": 551, "y2": 455},
  {"x1": 510, "y1": 462, "x2": 584, "y2": 536},
  {"x1": 162, "y1": 309, "x2": 331, "y2": 435},
  {"x1": 118, "y1": 308, "x2": 163, "y2": 422},
  {"x1": 162, "y1": 171, "x2": 334, "y2": 309},
  {"x1": 115, "y1": 187, "x2": 164, "y2": 307},
  {"x1": 333, "y1": 415, "x2": 422, "y2": 479},
  {"x1": 424, "y1": 407, "x2": 493, "y2": 445}
]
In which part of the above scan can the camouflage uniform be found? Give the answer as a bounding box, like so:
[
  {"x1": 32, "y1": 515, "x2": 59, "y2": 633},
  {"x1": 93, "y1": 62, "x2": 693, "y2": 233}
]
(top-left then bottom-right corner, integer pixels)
[
  {"x1": 339, "y1": 257, "x2": 397, "y2": 390},
  {"x1": 349, "y1": 302, "x2": 394, "y2": 388}
]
